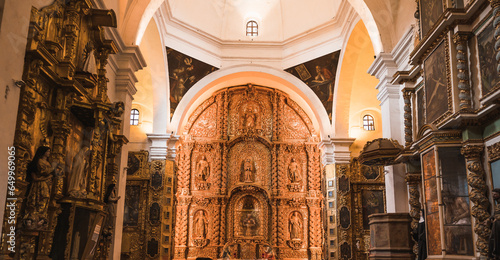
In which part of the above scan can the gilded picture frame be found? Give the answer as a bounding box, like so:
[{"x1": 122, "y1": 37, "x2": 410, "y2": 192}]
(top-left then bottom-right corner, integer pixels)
[{"x1": 424, "y1": 40, "x2": 451, "y2": 125}]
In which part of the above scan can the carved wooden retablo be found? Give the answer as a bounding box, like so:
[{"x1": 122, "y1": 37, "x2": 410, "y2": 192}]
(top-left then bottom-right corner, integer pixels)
[{"x1": 173, "y1": 84, "x2": 323, "y2": 260}]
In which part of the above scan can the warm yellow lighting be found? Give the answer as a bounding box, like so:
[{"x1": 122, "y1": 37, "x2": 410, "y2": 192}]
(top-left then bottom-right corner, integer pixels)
[{"x1": 349, "y1": 126, "x2": 362, "y2": 139}]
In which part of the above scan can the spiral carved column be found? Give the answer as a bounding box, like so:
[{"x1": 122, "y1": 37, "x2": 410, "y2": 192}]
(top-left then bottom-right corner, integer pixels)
[
  {"x1": 403, "y1": 90, "x2": 413, "y2": 147},
  {"x1": 461, "y1": 144, "x2": 491, "y2": 256},
  {"x1": 174, "y1": 143, "x2": 193, "y2": 260},
  {"x1": 405, "y1": 173, "x2": 422, "y2": 256},
  {"x1": 490, "y1": 0, "x2": 500, "y2": 75},
  {"x1": 453, "y1": 32, "x2": 473, "y2": 111}
]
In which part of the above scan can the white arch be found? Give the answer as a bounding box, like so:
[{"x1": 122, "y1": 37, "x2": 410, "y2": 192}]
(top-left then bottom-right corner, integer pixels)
[
  {"x1": 346, "y1": 0, "x2": 384, "y2": 54},
  {"x1": 168, "y1": 64, "x2": 333, "y2": 140}
]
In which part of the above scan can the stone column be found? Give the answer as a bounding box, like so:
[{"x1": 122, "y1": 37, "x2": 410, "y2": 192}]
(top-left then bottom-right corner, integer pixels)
[
  {"x1": 405, "y1": 173, "x2": 422, "y2": 256},
  {"x1": 461, "y1": 143, "x2": 491, "y2": 256},
  {"x1": 452, "y1": 32, "x2": 472, "y2": 111}
]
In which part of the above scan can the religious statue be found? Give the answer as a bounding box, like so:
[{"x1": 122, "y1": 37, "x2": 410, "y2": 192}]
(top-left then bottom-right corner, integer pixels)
[
  {"x1": 242, "y1": 157, "x2": 254, "y2": 183},
  {"x1": 68, "y1": 146, "x2": 90, "y2": 197},
  {"x1": 194, "y1": 211, "x2": 207, "y2": 239},
  {"x1": 80, "y1": 42, "x2": 97, "y2": 74},
  {"x1": 238, "y1": 100, "x2": 261, "y2": 132},
  {"x1": 24, "y1": 146, "x2": 62, "y2": 228},
  {"x1": 196, "y1": 155, "x2": 210, "y2": 182},
  {"x1": 289, "y1": 212, "x2": 302, "y2": 239},
  {"x1": 288, "y1": 158, "x2": 301, "y2": 183},
  {"x1": 242, "y1": 213, "x2": 257, "y2": 236},
  {"x1": 488, "y1": 188, "x2": 500, "y2": 259},
  {"x1": 104, "y1": 184, "x2": 121, "y2": 229}
]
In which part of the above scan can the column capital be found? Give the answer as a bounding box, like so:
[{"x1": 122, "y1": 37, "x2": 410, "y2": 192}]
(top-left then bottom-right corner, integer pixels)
[
  {"x1": 147, "y1": 133, "x2": 180, "y2": 161},
  {"x1": 321, "y1": 138, "x2": 355, "y2": 165},
  {"x1": 405, "y1": 172, "x2": 421, "y2": 184},
  {"x1": 461, "y1": 142, "x2": 484, "y2": 160}
]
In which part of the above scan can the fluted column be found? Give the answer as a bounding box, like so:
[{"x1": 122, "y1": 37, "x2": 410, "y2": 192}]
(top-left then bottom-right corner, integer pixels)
[
  {"x1": 461, "y1": 143, "x2": 491, "y2": 256},
  {"x1": 405, "y1": 173, "x2": 422, "y2": 256},
  {"x1": 490, "y1": 0, "x2": 500, "y2": 75},
  {"x1": 453, "y1": 32, "x2": 473, "y2": 111},
  {"x1": 403, "y1": 90, "x2": 413, "y2": 147}
]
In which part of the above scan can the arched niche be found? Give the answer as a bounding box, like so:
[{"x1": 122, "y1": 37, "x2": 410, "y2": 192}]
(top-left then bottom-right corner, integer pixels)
[{"x1": 227, "y1": 189, "x2": 270, "y2": 242}]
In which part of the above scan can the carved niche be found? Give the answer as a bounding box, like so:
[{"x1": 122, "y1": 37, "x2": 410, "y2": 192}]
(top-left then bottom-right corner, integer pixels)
[{"x1": 175, "y1": 84, "x2": 322, "y2": 260}]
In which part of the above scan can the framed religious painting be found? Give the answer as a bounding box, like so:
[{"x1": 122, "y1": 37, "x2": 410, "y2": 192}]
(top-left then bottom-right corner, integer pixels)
[
  {"x1": 419, "y1": 0, "x2": 444, "y2": 37},
  {"x1": 361, "y1": 190, "x2": 385, "y2": 230},
  {"x1": 424, "y1": 40, "x2": 451, "y2": 124},
  {"x1": 477, "y1": 20, "x2": 500, "y2": 98},
  {"x1": 123, "y1": 185, "x2": 141, "y2": 227}
]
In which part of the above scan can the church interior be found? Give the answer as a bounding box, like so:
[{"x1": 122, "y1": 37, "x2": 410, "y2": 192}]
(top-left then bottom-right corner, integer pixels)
[{"x1": 0, "y1": 0, "x2": 500, "y2": 259}]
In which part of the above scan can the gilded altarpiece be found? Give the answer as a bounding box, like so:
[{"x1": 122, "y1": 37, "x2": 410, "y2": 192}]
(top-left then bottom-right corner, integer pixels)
[
  {"x1": 335, "y1": 160, "x2": 385, "y2": 260},
  {"x1": 121, "y1": 151, "x2": 174, "y2": 259},
  {"x1": 173, "y1": 84, "x2": 323, "y2": 260},
  {"x1": 0, "y1": 1, "x2": 125, "y2": 259}
]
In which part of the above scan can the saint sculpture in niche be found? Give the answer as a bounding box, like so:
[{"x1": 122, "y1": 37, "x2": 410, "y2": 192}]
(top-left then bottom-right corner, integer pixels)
[
  {"x1": 242, "y1": 213, "x2": 258, "y2": 237},
  {"x1": 25, "y1": 146, "x2": 62, "y2": 229},
  {"x1": 238, "y1": 99, "x2": 261, "y2": 133},
  {"x1": 194, "y1": 155, "x2": 211, "y2": 190},
  {"x1": 290, "y1": 212, "x2": 303, "y2": 240},
  {"x1": 68, "y1": 146, "x2": 90, "y2": 197},
  {"x1": 194, "y1": 211, "x2": 207, "y2": 239},
  {"x1": 288, "y1": 158, "x2": 301, "y2": 183},
  {"x1": 196, "y1": 155, "x2": 210, "y2": 181},
  {"x1": 241, "y1": 157, "x2": 255, "y2": 183}
]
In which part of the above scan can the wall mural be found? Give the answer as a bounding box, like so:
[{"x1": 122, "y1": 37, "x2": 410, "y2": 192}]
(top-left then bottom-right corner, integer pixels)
[
  {"x1": 424, "y1": 41, "x2": 449, "y2": 124},
  {"x1": 419, "y1": 0, "x2": 444, "y2": 37},
  {"x1": 285, "y1": 51, "x2": 340, "y2": 122},
  {"x1": 478, "y1": 21, "x2": 500, "y2": 96},
  {"x1": 166, "y1": 47, "x2": 218, "y2": 118}
]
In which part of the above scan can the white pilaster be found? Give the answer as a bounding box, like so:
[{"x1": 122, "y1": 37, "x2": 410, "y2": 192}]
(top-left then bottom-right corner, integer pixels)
[
  {"x1": 107, "y1": 27, "x2": 146, "y2": 259},
  {"x1": 367, "y1": 26, "x2": 414, "y2": 213}
]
